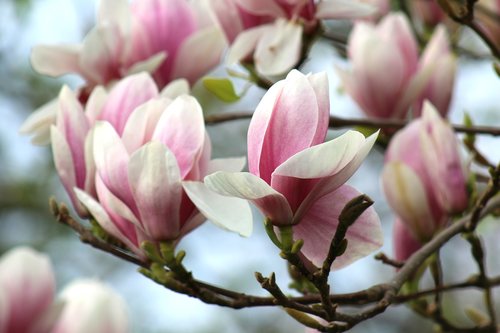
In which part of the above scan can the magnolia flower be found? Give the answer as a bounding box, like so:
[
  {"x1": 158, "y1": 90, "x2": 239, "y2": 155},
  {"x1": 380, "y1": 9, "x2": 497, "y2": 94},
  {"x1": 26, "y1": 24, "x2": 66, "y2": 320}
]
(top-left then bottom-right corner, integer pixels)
[
  {"x1": 209, "y1": 0, "x2": 376, "y2": 76},
  {"x1": 382, "y1": 102, "x2": 468, "y2": 256},
  {"x1": 188, "y1": 70, "x2": 382, "y2": 269},
  {"x1": 0, "y1": 247, "x2": 56, "y2": 333},
  {"x1": 50, "y1": 73, "x2": 177, "y2": 217},
  {"x1": 339, "y1": 13, "x2": 456, "y2": 119},
  {"x1": 51, "y1": 280, "x2": 128, "y2": 333},
  {"x1": 75, "y1": 92, "x2": 251, "y2": 255},
  {"x1": 31, "y1": 0, "x2": 225, "y2": 88}
]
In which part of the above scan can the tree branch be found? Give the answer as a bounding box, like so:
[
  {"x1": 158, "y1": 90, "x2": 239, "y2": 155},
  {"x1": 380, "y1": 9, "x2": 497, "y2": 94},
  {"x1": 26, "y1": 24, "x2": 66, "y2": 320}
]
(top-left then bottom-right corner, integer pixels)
[{"x1": 204, "y1": 112, "x2": 500, "y2": 136}]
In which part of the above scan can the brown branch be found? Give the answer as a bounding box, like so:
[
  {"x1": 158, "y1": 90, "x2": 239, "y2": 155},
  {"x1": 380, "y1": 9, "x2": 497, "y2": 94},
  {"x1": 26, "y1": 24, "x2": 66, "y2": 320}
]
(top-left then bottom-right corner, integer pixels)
[{"x1": 204, "y1": 112, "x2": 500, "y2": 136}]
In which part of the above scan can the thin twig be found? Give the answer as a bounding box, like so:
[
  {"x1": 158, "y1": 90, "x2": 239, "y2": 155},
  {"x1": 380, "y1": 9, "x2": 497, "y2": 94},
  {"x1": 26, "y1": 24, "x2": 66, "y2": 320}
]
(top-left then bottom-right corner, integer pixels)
[{"x1": 204, "y1": 112, "x2": 500, "y2": 136}]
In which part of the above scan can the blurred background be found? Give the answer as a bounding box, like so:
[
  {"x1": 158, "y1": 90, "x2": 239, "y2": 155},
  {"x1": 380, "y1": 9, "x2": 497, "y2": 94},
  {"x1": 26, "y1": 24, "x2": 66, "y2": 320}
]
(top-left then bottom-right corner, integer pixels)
[{"x1": 1, "y1": 0, "x2": 500, "y2": 332}]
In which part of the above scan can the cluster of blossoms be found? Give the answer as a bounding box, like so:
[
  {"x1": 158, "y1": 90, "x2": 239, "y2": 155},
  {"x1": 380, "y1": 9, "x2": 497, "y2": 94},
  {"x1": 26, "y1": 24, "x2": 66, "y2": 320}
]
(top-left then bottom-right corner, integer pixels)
[
  {"x1": 14, "y1": 0, "x2": 482, "y2": 330},
  {"x1": 0, "y1": 247, "x2": 128, "y2": 333}
]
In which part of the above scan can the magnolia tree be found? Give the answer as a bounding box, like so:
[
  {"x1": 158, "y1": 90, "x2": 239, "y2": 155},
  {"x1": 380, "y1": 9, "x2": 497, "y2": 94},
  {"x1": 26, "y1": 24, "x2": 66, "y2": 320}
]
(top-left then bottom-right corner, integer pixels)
[{"x1": 10, "y1": 0, "x2": 500, "y2": 332}]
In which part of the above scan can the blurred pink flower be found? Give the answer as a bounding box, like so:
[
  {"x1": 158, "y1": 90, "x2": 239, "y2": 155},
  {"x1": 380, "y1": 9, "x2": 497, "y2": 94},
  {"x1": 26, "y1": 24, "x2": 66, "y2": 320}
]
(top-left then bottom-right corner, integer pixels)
[
  {"x1": 339, "y1": 13, "x2": 456, "y2": 119},
  {"x1": 196, "y1": 70, "x2": 382, "y2": 269},
  {"x1": 31, "y1": 0, "x2": 225, "y2": 88},
  {"x1": 382, "y1": 102, "x2": 468, "y2": 252},
  {"x1": 0, "y1": 247, "x2": 130, "y2": 333},
  {"x1": 209, "y1": 0, "x2": 377, "y2": 76},
  {"x1": 51, "y1": 280, "x2": 128, "y2": 333},
  {"x1": 0, "y1": 247, "x2": 55, "y2": 333}
]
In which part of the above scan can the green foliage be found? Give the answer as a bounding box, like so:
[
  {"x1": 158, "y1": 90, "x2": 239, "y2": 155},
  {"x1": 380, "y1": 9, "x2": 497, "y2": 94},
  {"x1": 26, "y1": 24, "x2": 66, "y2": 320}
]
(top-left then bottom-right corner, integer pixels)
[{"x1": 202, "y1": 77, "x2": 241, "y2": 103}]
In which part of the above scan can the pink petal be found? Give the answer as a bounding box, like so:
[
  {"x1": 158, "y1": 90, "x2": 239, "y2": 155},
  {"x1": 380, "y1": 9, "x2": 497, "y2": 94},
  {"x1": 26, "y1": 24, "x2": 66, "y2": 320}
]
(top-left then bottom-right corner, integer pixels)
[
  {"x1": 56, "y1": 86, "x2": 90, "y2": 190},
  {"x1": 205, "y1": 171, "x2": 293, "y2": 225},
  {"x1": 248, "y1": 70, "x2": 325, "y2": 183},
  {"x1": 171, "y1": 27, "x2": 226, "y2": 85},
  {"x1": 98, "y1": 72, "x2": 159, "y2": 135},
  {"x1": 272, "y1": 131, "x2": 377, "y2": 219},
  {"x1": 152, "y1": 95, "x2": 205, "y2": 179},
  {"x1": 128, "y1": 142, "x2": 183, "y2": 240},
  {"x1": 51, "y1": 126, "x2": 86, "y2": 217},
  {"x1": 129, "y1": 0, "x2": 198, "y2": 87},
  {"x1": 293, "y1": 185, "x2": 382, "y2": 270},
  {"x1": 420, "y1": 102, "x2": 467, "y2": 213},
  {"x1": 76, "y1": 185, "x2": 141, "y2": 255},
  {"x1": 393, "y1": 218, "x2": 422, "y2": 262},
  {"x1": 208, "y1": 0, "x2": 245, "y2": 42},
  {"x1": 93, "y1": 121, "x2": 137, "y2": 214},
  {"x1": 381, "y1": 161, "x2": 436, "y2": 240},
  {"x1": 121, "y1": 98, "x2": 171, "y2": 153}
]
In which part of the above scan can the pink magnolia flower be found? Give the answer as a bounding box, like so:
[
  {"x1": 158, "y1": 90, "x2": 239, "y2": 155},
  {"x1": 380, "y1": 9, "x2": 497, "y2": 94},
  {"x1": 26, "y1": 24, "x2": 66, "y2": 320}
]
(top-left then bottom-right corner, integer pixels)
[
  {"x1": 31, "y1": 0, "x2": 225, "y2": 89},
  {"x1": 339, "y1": 13, "x2": 456, "y2": 119},
  {"x1": 50, "y1": 73, "x2": 170, "y2": 217},
  {"x1": 51, "y1": 280, "x2": 128, "y2": 333},
  {"x1": 382, "y1": 102, "x2": 468, "y2": 249},
  {"x1": 0, "y1": 247, "x2": 56, "y2": 333},
  {"x1": 209, "y1": 0, "x2": 376, "y2": 76},
  {"x1": 75, "y1": 91, "x2": 251, "y2": 255},
  {"x1": 192, "y1": 70, "x2": 382, "y2": 269}
]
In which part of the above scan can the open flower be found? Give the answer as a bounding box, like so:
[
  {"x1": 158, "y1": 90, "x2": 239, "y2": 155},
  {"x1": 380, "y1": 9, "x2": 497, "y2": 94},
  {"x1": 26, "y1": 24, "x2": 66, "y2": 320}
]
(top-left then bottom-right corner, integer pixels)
[
  {"x1": 189, "y1": 70, "x2": 382, "y2": 269},
  {"x1": 31, "y1": 0, "x2": 225, "y2": 89},
  {"x1": 75, "y1": 91, "x2": 251, "y2": 255},
  {"x1": 339, "y1": 13, "x2": 456, "y2": 119},
  {"x1": 50, "y1": 73, "x2": 169, "y2": 217},
  {"x1": 382, "y1": 102, "x2": 468, "y2": 259},
  {"x1": 209, "y1": 0, "x2": 376, "y2": 76}
]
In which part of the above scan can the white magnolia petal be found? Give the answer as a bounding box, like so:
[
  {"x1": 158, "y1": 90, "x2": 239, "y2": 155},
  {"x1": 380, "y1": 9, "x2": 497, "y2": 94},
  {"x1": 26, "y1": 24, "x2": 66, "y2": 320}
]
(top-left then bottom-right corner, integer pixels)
[
  {"x1": 254, "y1": 20, "x2": 302, "y2": 76},
  {"x1": 128, "y1": 142, "x2": 182, "y2": 240},
  {"x1": 30, "y1": 44, "x2": 82, "y2": 77},
  {"x1": 19, "y1": 99, "x2": 58, "y2": 145},
  {"x1": 381, "y1": 161, "x2": 435, "y2": 240},
  {"x1": 227, "y1": 26, "x2": 269, "y2": 65},
  {"x1": 183, "y1": 181, "x2": 253, "y2": 237},
  {"x1": 205, "y1": 171, "x2": 293, "y2": 225},
  {"x1": 160, "y1": 78, "x2": 190, "y2": 99},
  {"x1": 125, "y1": 52, "x2": 166, "y2": 76}
]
